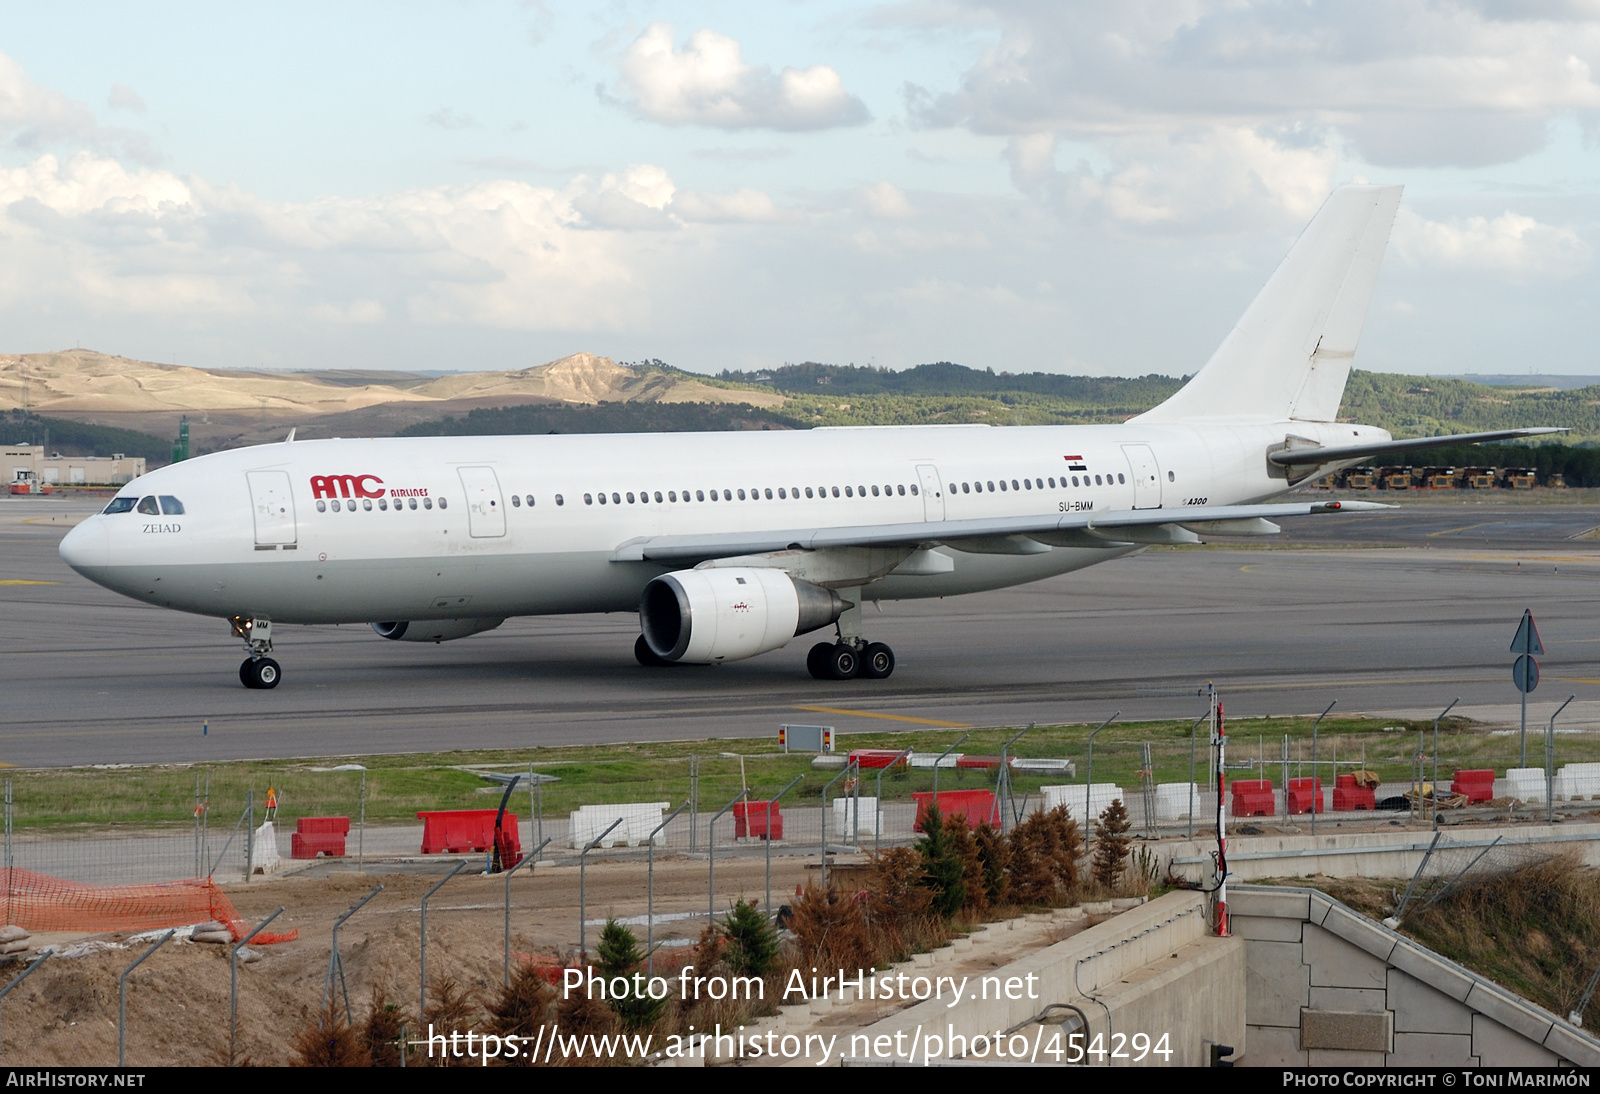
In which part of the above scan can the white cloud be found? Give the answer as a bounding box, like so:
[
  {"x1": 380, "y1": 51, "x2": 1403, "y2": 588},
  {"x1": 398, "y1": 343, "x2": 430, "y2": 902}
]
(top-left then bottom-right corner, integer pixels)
[
  {"x1": 612, "y1": 23, "x2": 869, "y2": 131},
  {"x1": 859, "y1": 181, "x2": 915, "y2": 219},
  {"x1": 900, "y1": 2, "x2": 1600, "y2": 221},
  {"x1": 106, "y1": 84, "x2": 146, "y2": 115},
  {"x1": 0, "y1": 51, "x2": 100, "y2": 146},
  {"x1": 312, "y1": 299, "x2": 386, "y2": 324},
  {"x1": 1394, "y1": 208, "x2": 1591, "y2": 278},
  {"x1": 670, "y1": 187, "x2": 792, "y2": 223}
]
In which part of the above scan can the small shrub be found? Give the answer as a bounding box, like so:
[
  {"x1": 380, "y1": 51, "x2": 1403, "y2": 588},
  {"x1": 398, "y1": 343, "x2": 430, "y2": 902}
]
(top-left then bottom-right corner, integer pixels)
[
  {"x1": 596, "y1": 918, "x2": 666, "y2": 1030},
  {"x1": 1093, "y1": 799, "x2": 1133, "y2": 893},
  {"x1": 291, "y1": 1004, "x2": 370, "y2": 1067},
  {"x1": 915, "y1": 805, "x2": 967, "y2": 918},
  {"x1": 721, "y1": 898, "x2": 781, "y2": 979},
  {"x1": 362, "y1": 989, "x2": 408, "y2": 1067},
  {"x1": 1008, "y1": 806, "x2": 1083, "y2": 906},
  {"x1": 945, "y1": 816, "x2": 989, "y2": 917},
  {"x1": 974, "y1": 823, "x2": 1010, "y2": 907},
  {"x1": 786, "y1": 883, "x2": 875, "y2": 973}
]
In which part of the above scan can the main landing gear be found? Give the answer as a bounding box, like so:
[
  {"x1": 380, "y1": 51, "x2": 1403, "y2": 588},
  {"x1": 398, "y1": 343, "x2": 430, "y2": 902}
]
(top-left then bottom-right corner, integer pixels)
[
  {"x1": 807, "y1": 639, "x2": 895, "y2": 681},
  {"x1": 806, "y1": 589, "x2": 894, "y2": 680},
  {"x1": 231, "y1": 615, "x2": 282, "y2": 690}
]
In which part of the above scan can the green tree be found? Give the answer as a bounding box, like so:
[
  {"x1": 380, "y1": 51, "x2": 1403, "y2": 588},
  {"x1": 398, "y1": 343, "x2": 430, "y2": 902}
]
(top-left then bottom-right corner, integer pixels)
[
  {"x1": 720, "y1": 897, "x2": 780, "y2": 978},
  {"x1": 596, "y1": 918, "x2": 665, "y2": 1030},
  {"x1": 1092, "y1": 799, "x2": 1133, "y2": 893},
  {"x1": 916, "y1": 805, "x2": 967, "y2": 918}
]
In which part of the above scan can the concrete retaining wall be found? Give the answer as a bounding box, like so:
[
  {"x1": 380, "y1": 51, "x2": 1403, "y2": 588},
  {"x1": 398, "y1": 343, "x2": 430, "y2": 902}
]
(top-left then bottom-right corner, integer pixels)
[{"x1": 1230, "y1": 885, "x2": 1600, "y2": 1066}]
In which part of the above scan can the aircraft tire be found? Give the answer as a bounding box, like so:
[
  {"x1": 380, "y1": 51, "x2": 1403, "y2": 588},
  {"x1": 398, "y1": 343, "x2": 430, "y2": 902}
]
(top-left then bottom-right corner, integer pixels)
[
  {"x1": 806, "y1": 642, "x2": 834, "y2": 679},
  {"x1": 861, "y1": 642, "x2": 895, "y2": 680},
  {"x1": 252, "y1": 658, "x2": 282, "y2": 689},
  {"x1": 239, "y1": 659, "x2": 256, "y2": 688},
  {"x1": 825, "y1": 643, "x2": 862, "y2": 680}
]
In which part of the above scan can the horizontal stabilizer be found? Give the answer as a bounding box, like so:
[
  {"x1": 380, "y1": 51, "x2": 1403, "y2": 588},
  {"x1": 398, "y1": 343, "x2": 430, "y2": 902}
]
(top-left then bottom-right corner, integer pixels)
[{"x1": 1268, "y1": 427, "x2": 1567, "y2": 467}]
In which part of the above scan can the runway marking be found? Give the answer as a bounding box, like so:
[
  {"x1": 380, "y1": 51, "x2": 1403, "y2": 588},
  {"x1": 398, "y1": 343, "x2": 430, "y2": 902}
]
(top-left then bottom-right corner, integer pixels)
[
  {"x1": 1427, "y1": 521, "x2": 1495, "y2": 538},
  {"x1": 0, "y1": 580, "x2": 58, "y2": 586},
  {"x1": 1552, "y1": 678, "x2": 1600, "y2": 685},
  {"x1": 794, "y1": 705, "x2": 972, "y2": 727}
]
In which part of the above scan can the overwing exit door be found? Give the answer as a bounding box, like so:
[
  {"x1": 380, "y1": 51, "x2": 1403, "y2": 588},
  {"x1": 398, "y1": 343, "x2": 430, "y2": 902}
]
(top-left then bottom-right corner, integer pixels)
[{"x1": 458, "y1": 466, "x2": 506, "y2": 537}]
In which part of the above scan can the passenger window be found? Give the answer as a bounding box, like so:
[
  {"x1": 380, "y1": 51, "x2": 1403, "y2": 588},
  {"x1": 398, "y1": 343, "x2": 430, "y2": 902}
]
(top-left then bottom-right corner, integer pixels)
[
  {"x1": 409, "y1": 497, "x2": 418, "y2": 510},
  {"x1": 737, "y1": 489, "x2": 746, "y2": 500},
  {"x1": 831, "y1": 486, "x2": 840, "y2": 498},
  {"x1": 380, "y1": 498, "x2": 388, "y2": 510},
  {"x1": 1095, "y1": 475, "x2": 1103, "y2": 485},
  {"x1": 598, "y1": 493, "x2": 607, "y2": 505},
  {"x1": 1118, "y1": 474, "x2": 1125, "y2": 484},
  {"x1": 697, "y1": 490, "x2": 706, "y2": 501},
  {"x1": 512, "y1": 495, "x2": 521, "y2": 507},
  {"x1": 897, "y1": 485, "x2": 905, "y2": 496},
  {"x1": 654, "y1": 491, "x2": 662, "y2": 503},
  {"x1": 331, "y1": 499, "x2": 342, "y2": 512},
  {"x1": 584, "y1": 494, "x2": 594, "y2": 505},
  {"x1": 857, "y1": 485, "x2": 866, "y2": 496},
  {"x1": 669, "y1": 491, "x2": 678, "y2": 502},
  {"x1": 627, "y1": 492, "x2": 636, "y2": 504},
  {"x1": 909, "y1": 484, "x2": 918, "y2": 495},
  {"x1": 425, "y1": 497, "x2": 434, "y2": 509},
  {"x1": 363, "y1": 499, "x2": 373, "y2": 511},
  {"x1": 439, "y1": 498, "x2": 448, "y2": 509},
  {"x1": 871, "y1": 485, "x2": 879, "y2": 496},
  {"x1": 528, "y1": 495, "x2": 536, "y2": 506},
  {"x1": 555, "y1": 494, "x2": 564, "y2": 506},
  {"x1": 612, "y1": 493, "x2": 621, "y2": 504},
  {"x1": 844, "y1": 486, "x2": 853, "y2": 497},
  {"x1": 723, "y1": 489, "x2": 732, "y2": 501},
  {"x1": 158, "y1": 496, "x2": 185, "y2": 514},
  {"x1": 102, "y1": 497, "x2": 137, "y2": 514},
  {"x1": 777, "y1": 488, "x2": 785, "y2": 499},
  {"x1": 805, "y1": 487, "x2": 813, "y2": 498},
  {"x1": 1000, "y1": 480, "x2": 1008, "y2": 492},
  {"x1": 1036, "y1": 478, "x2": 1044, "y2": 489},
  {"x1": 137, "y1": 496, "x2": 159, "y2": 515},
  {"x1": 1023, "y1": 479, "x2": 1031, "y2": 491},
  {"x1": 316, "y1": 500, "x2": 327, "y2": 512}
]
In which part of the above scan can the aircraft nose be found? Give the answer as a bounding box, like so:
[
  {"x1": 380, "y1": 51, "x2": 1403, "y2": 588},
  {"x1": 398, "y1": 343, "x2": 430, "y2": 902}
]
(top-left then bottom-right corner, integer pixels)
[{"x1": 59, "y1": 517, "x2": 108, "y2": 571}]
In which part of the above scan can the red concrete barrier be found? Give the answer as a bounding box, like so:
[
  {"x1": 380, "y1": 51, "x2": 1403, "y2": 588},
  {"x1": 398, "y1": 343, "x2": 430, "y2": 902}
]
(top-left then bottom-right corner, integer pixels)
[
  {"x1": 1333, "y1": 774, "x2": 1377, "y2": 811},
  {"x1": 418, "y1": 809, "x2": 518, "y2": 854},
  {"x1": 912, "y1": 789, "x2": 998, "y2": 830},
  {"x1": 1287, "y1": 777, "x2": 1324, "y2": 815},
  {"x1": 734, "y1": 801, "x2": 784, "y2": 840},
  {"x1": 1230, "y1": 780, "x2": 1275, "y2": 817},
  {"x1": 1451, "y1": 769, "x2": 1495, "y2": 804}
]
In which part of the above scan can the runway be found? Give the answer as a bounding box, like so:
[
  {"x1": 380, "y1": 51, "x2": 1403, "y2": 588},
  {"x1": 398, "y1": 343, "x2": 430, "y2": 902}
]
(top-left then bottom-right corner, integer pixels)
[{"x1": 5, "y1": 493, "x2": 1600, "y2": 767}]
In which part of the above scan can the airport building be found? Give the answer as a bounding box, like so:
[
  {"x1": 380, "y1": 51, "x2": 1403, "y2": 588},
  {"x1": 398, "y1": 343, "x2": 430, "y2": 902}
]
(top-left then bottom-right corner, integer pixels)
[{"x1": 4, "y1": 445, "x2": 147, "y2": 487}]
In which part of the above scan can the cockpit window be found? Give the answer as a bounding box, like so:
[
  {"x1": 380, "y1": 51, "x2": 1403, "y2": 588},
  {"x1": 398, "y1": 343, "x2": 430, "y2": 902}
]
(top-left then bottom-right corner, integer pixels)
[
  {"x1": 136, "y1": 496, "x2": 160, "y2": 515},
  {"x1": 159, "y1": 496, "x2": 185, "y2": 515},
  {"x1": 102, "y1": 497, "x2": 137, "y2": 515}
]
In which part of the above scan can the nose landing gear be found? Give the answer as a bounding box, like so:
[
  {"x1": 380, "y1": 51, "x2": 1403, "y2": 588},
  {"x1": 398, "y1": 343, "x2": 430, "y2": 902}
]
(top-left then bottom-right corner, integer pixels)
[{"x1": 230, "y1": 615, "x2": 282, "y2": 690}]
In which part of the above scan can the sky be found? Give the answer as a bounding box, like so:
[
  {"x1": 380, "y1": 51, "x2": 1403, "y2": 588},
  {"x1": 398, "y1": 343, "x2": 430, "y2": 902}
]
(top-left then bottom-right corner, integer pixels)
[{"x1": 1, "y1": 1, "x2": 1598, "y2": 379}]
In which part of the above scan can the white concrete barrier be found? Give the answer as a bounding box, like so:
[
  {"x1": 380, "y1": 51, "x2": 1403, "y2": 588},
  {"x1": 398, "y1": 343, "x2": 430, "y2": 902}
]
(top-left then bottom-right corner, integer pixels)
[
  {"x1": 568, "y1": 802, "x2": 668, "y2": 848},
  {"x1": 1042, "y1": 783, "x2": 1125, "y2": 824},
  {"x1": 832, "y1": 796, "x2": 880, "y2": 836},
  {"x1": 1156, "y1": 782, "x2": 1203, "y2": 821}
]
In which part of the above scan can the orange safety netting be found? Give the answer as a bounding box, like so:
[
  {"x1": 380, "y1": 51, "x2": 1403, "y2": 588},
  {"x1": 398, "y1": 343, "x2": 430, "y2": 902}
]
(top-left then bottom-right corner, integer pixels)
[{"x1": 0, "y1": 869, "x2": 298, "y2": 944}]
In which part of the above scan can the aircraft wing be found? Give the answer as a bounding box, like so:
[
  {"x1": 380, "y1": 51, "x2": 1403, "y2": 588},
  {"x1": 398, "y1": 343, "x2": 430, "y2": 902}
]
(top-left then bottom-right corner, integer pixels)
[
  {"x1": 611, "y1": 499, "x2": 1392, "y2": 565},
  {"x1": 1267, "y1": 428, "x2": 1566, "y2": 467}
]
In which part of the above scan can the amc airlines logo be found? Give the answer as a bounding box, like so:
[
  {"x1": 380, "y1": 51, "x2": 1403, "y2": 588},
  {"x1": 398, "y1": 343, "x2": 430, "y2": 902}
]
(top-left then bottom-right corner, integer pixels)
[{"x1": 310, "y1": 473, "x2": 385, "y2": 500}]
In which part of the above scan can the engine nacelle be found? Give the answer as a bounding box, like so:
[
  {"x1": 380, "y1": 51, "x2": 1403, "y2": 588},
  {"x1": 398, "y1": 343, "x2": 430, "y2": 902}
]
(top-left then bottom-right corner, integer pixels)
[
  {"x1": 371, "y1": 618, "x2": 505, "y2": 643},
  {"x1": 640, "y1": 568, "x2": 842, "y2": 664}
]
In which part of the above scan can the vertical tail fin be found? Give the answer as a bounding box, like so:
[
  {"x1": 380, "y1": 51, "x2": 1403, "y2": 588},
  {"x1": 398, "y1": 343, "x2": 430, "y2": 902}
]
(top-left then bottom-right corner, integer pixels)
[{"x1": 1135, "y1": 185, "x2": 1402, "y2": 425}]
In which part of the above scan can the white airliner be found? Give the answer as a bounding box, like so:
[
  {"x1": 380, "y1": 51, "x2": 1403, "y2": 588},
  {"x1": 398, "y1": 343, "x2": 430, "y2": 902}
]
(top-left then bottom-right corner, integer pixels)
[{"x1": 58, "y1": 185, "x2": 1560, "y2": 688}]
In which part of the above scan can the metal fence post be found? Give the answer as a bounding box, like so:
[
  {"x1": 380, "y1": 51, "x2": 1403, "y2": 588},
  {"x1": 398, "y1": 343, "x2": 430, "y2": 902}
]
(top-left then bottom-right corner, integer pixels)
[
  {"x1": 119, "y1": 930, "x2": 174, "y2": 1065},
  {"x1": 874, "y1": 749, "x2": 912, "y2": 853},
  {"x1": 244, "y1": 789, "x2": 254, "y2": 883},
  {"x1": 230, "y1": 907, "x2": 283, "y2": 1066},
  {"x1": 325, "y1": 886, "x2": 383, "y2": 1024},
  {"x1": 708, "y1": 789, "x2": 750, "y2": 927},
  {"x1": 931, "y1": 733, "x2": 971, "y2": 817},
  {"x1": 1309, "y1": 701, "x2": 1337, "y2": 835},
  {"x1": 1082, "y1": 713, "x2": 1119, "y2": 843},
  {"x1": 505, "y1": 839, "x2": 550, "y2": 986},
  {"x1": 819, "y1": 761, "x2": 856, "y2": 887},
  {"x1": 0, "y1": 951, "x2": 50, "y2": 1063},
  {"x1": 419, "y1": 862, "x2": 467, "y2": 1024},
  {"x1": 764, "y1": 776, "x2": 805, "y2": 914},
  {"x1": 647, "y1": 803, "x2": 690, "y2": 976},
  {"x1": 579, "y1": 818, "x2": 622, "y2": 959},
  {"x1": 1186, "y1": 712, "x2": 1207, "y2": 841},
  {"x1": 1549, "y1": 695, "x2": 1576, "y2": 825},
  {"x1": 1431, "y1": 698, "x2": 1459, "y2": 824},
  {"x1": 358, "y1": 769, "x2": 367, "y2": 873}
]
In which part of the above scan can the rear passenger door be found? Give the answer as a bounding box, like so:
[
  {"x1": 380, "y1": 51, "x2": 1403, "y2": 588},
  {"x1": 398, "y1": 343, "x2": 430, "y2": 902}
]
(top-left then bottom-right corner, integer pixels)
[{"x1": 458, "y1": 466, "x2": 507, "y2": 537}]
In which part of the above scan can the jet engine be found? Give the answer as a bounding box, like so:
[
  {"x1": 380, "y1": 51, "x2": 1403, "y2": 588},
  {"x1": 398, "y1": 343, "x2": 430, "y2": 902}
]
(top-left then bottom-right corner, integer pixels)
[
  {"x1": 639, "y1": 568, "x2": 842, "y2": 664},
  {"x1": 370, "y1": 618, "x2": 505, "y2": 643}
]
